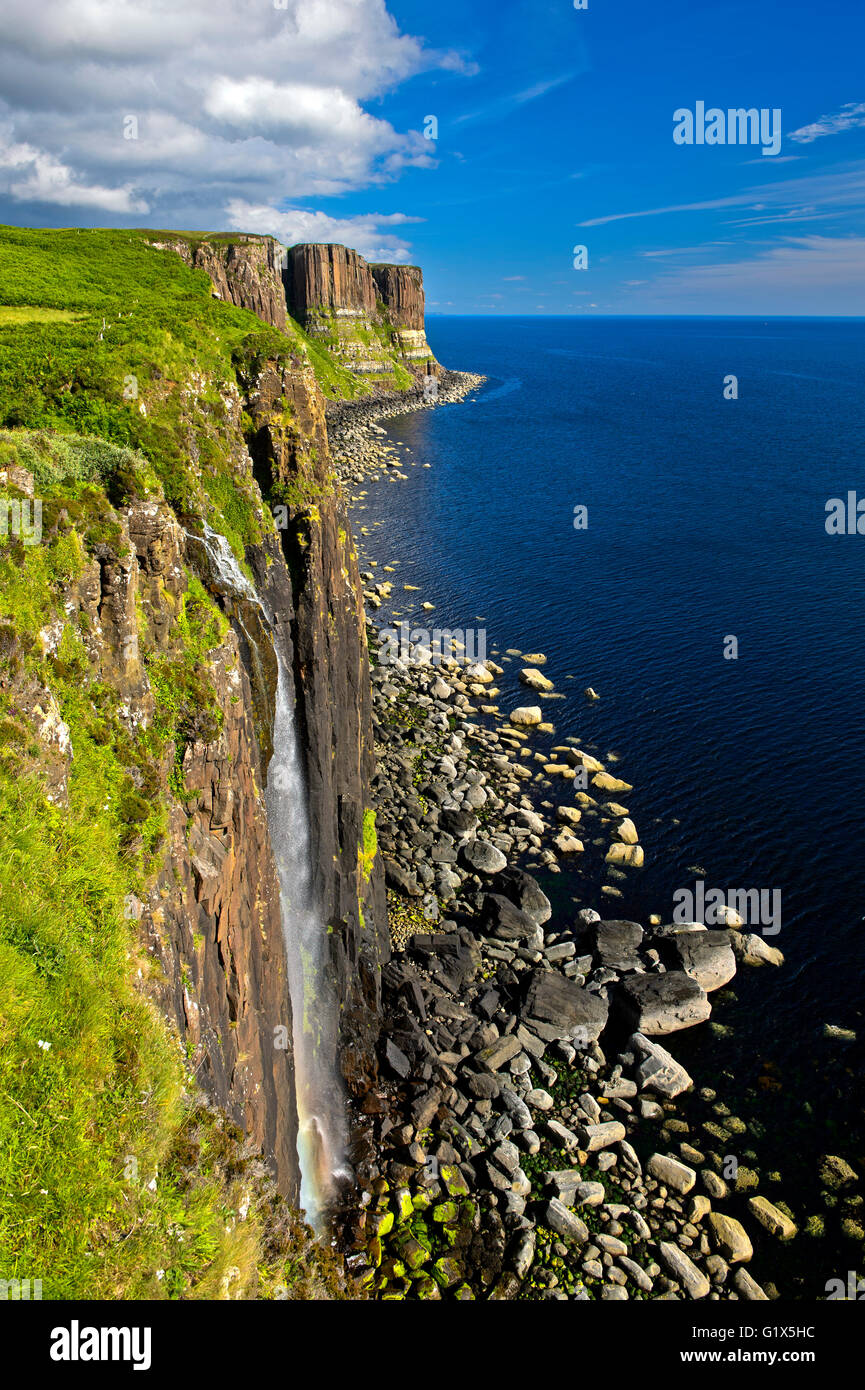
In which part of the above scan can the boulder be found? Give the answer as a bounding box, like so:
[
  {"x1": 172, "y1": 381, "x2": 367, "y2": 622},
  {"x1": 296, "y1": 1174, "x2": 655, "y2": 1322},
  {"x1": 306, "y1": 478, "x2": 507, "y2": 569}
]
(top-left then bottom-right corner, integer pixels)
[
  {"x1": 733, "y1": 1268, "x2": 768, "y2": 1301},
  {"x1": 461, "y1": 840, "x2": 507, "y2": 875},
  {"x1": 665, "y1": 929, "x2": 736, "y2": 992},
  {"x1": 617, "y1": 971, "x2": 711, "y2": 1035},
  {"x1": 748, "y1": 1196, "x2": 798, "y2": 1241},
  {"x1": 520, "y1": 668, "x2": 554, "y2": 692},
  {"x1": 523, "y1": 969, "x2": 608, "y2": 1043},
  {"x1": 475, "y1": 1034, "x2": 522, "y2": 1072},
  {"x1": 733, "y1": 933, "x2": 785, "y2": 967},
  {"x1": 384, "y1": 857, "x2": 422, "y2": 897},
  {"x1": 658, "y1": 1242, "x2": 709, "y2": 1299},
  {"x1": 509, "y1": 706, "x2": 542, "y2": 726},
  {"x1": 616, "y1": 818, "x2": 639, "y2": 845},
  {"x1": 606, "y1": 842, "x2": 645, "y2": 868},
  {"x1": 480, "y1": 893, "x2": 537, "y2": 942},
  {"x1": 439, "y1": 808, "x2": 478, "y2": 844},
  {"x1": 708, "y1": 1212, "x2": 753, "y2": 1264},
  {"x1": 539, "y1": 1198, "x2": 589, "y2": 1244},
  {"x1": 383, "y1": 1038, "x2": 412, "y2": 1079},
  {"x1": 647, "y1": 1153, "x2": 697, "y2": 1194},
  {"x1": 591, "y1": 919, "x2": 644, "y2": 971},
  {"x1": 465, "y1": 662, "x2": 494, "y2": 684},
  {"x1": 497, "y1": 867, "x2": 552, "y2": 925},
  {"x1": 554, "y1": 831, "x2": 584, "y2": 854},
  {"x1": 544, "y1": 1171, "x2": 604, "y2": 1206},
  {"x1": 592, "y1": 772, "x2": 633, "y2": 794},
  {"x1": 578, "y1": 1121, "x2": 626, "y2": 1152}
]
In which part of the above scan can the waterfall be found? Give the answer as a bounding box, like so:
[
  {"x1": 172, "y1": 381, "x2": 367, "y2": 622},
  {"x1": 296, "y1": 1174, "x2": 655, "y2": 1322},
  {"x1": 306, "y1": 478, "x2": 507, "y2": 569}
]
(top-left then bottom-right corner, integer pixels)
[{"x1": 196, "y1": 525, "x2": 345, "y2": 1230}]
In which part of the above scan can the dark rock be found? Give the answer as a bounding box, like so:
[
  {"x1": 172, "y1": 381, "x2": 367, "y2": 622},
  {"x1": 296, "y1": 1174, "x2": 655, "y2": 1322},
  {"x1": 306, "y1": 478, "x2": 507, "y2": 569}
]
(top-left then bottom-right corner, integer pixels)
[
  {"x1": 384, "y1": 857, "x2": 422, "y2": 896},
  {"x1": 475, "y1": 1034, "x2": 522, "y2": 1072},
  {"x1": 383, "y1": 1038, "x2": 412, "y2": 1079},
  {"x1": 591, "y1": 919, "x2": 644, "y2": 971},
  {"x1": 440, "y1": 808, "x2": 479, "y2": 843},
  {"x1": 481, "y1": 894, "x2": 538, "y2": 942},
  {"x1": 497, "y1": 867, "x2": 552, "y2": 925},
  {"x1": 522, "y1": 969, "x2": 609, "y2": 1042},
  {"x1": 616, "y1": 972, "x2": 711, "y2": 1035}
]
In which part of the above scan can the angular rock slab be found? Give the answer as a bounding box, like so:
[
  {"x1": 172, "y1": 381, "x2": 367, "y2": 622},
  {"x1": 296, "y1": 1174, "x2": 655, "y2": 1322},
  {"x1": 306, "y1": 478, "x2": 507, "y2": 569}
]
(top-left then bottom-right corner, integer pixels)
[
  {"x1": 630, "y1": 1032, "x2": 694, "y2": 1097},
  {"x1": 522, "y1": 968, "x2": 609, "y2": 1043},
  {"x1": 481, "y1": 893, "x2": 538, "y2": 942},
  {"x1": 617, "y1": 971, "x2": 710, "y2": 1035},
  {"x1": 591, "y1": 919, "x2": 644, "y2": 971},
  {"x1": 658, "y1": 1241, "x2": 710, "y2": 1299}
]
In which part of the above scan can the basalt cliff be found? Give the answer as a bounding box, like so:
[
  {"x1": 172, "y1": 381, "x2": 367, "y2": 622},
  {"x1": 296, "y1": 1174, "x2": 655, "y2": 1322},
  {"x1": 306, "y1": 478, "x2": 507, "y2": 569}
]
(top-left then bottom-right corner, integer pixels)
[{"x1": 0, "y1": 226, "x2": 441, "y2": 1297}]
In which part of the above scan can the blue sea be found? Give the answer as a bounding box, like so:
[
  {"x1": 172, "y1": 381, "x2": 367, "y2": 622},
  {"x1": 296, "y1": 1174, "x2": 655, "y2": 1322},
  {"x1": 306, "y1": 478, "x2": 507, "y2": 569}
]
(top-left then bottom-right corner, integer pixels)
[{"x1": 354, "y1": 317, "x2": 865, "y2": 1268}]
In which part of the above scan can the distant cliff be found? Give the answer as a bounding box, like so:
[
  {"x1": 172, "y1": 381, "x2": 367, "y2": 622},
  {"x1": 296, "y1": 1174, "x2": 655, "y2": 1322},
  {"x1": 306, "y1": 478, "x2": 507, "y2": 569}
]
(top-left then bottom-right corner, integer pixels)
[{"x1": 285, "y1": 242, "x2": 440, "y2": 381}]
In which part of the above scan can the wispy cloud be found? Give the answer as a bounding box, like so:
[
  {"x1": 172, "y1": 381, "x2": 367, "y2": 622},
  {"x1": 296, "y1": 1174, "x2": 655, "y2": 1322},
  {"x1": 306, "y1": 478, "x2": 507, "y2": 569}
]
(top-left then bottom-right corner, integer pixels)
[
  {"x1": 580, "y1": 165, "x2": 865, "y2": 227},
  {"x1": 453, "y1": 70, "x2": 579, "y2": 128},
  {"x1": 790, "y1": 103, "x2": 865, "y2": 144},
  {"x1": 641, "y1": 235, "x2": 865, "y2": 312}
]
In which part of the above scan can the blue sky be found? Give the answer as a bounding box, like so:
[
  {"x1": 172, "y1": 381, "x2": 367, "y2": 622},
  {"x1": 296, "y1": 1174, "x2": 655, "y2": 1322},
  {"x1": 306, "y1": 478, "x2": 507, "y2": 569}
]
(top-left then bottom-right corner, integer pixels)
[
  {"x1": 353, "y1": 0, "x2": 865, "y2": 313},
  {"x1": 2, "y1": 0, "x2": 864, "y2": 313}
]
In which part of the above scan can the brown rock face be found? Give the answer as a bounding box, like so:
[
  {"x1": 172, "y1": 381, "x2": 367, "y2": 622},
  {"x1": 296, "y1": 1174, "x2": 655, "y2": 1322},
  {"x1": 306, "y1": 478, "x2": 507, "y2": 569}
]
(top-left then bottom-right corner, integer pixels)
[
  {"x1": 144, "y1": 621, "x2": 302, "y2": 1201},
  {"x1": 370, "y1": 263, "x2": 425, "y2": 330},
  {"x1": 163, "y1": 235, "x2": 288, "y2": 331},
  {"x1": 285, "y1": 244, "x2": 376, "y2": 323},
  {"x1": 244, "y1": 351, "x2": 390, "y2": 1101}
]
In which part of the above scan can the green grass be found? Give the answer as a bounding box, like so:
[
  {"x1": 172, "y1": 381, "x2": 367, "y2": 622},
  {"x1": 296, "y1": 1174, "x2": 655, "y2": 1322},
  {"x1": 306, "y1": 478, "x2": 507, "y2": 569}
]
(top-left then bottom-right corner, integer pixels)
[
  {"x1": 0, "y1": 307, "x2": 85, "y2": 327},
  {"x1": 0, "y1": 227, "x2": 293, "y2": 558}
]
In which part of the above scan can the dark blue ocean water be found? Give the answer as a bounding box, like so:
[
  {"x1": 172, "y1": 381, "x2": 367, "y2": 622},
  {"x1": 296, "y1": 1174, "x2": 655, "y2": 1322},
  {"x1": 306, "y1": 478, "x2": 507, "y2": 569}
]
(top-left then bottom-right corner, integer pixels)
[{"x1": 355, "y1": 319, "x2": 865, "y2": 1200}]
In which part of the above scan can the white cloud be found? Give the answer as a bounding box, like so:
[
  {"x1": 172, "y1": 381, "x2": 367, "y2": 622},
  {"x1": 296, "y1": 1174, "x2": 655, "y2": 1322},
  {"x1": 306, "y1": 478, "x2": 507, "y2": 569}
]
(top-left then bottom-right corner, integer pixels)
[
  {"x1": 0, "y1": 0, "x2": 461, "y2": 221},
  {"x1": 0, "y1": 132, "x2": 147, "y2": 211},
  {"x1": 225, "y1": 200, "x2": 421, "y2": 261},
  {"x1": 790, "y1": 103, "x2": 865, "y2": 144}
]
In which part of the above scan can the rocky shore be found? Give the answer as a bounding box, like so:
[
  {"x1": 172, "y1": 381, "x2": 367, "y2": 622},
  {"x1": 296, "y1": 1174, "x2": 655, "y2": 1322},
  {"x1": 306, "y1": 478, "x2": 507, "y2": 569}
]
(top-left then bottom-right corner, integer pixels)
[
  {"x1": 329, "y1": 387, "x2": 862, "y2": 1303},
  {"x1": 327, "y1": 370, "x2": 486, "y2": 485}
]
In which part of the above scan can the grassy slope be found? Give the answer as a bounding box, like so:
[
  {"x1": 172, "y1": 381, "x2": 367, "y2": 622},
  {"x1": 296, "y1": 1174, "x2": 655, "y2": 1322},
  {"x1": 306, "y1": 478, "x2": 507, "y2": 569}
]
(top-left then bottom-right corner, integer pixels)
[{"x1": 0, "y1": 228, "x2": 353, "y2": 1299}]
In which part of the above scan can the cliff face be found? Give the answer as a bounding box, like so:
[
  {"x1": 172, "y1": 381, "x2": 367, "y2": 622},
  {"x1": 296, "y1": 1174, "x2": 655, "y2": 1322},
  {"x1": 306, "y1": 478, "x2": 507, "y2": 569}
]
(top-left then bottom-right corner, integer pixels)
[
  {"x1": 0, "y1": 229, "x2": 394, "y2": 1212},
  {"x1": 163, "y1": 235, "x2": 390, "y2": 1140},
  {"x1": 285, "y1": 242, "x2": 440, "y2": 379},
  {"x1": 124, "y1": 507, "x2": 304, "y2": 1199},
  {"x1": 285, "y1": 243, "x2": 376, "y2": 324},
  {"x1": 160, "y1": 233, "x2": 289, "y2": 332},
  {"x1": 245, "y1": 353, "x2": 388, "y2": 1100}
]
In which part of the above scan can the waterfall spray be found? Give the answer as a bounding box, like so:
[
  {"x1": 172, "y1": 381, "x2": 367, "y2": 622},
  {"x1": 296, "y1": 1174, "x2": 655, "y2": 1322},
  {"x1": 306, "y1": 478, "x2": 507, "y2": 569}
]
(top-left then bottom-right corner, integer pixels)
[{"x1": 195, "y1": 526, "x2": 346, "y2": 1230}]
